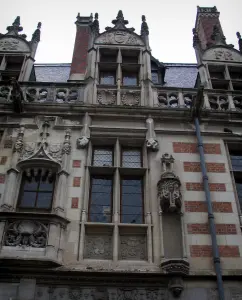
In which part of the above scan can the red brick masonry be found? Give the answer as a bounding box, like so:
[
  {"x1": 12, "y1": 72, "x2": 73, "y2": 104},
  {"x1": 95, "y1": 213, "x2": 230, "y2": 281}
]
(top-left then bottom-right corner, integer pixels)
[
  {"x1": 73, "y1": 160, "x2": 81, "y2": 168},
  {"x1": 73, "y1": 177, "x2": 81, "y2": 187},
  {"x1": 185, "y1": 201, "x2": 233, "y2": 213},
  {"x1": 187, "y1": 223, "x2": 237, "y2": 235},
  {"x1": 184, "y1": 162, "x2": 225, "y2": 173},
  {"x1": 186, "y1": 182, "x2": 226, "y2": 192},
  {"x1": 173, "y1": 142, "x2": 221, "y2": 154},
  {"x1": 190, "y1": 245, "x2": 240, "y2": 257}
]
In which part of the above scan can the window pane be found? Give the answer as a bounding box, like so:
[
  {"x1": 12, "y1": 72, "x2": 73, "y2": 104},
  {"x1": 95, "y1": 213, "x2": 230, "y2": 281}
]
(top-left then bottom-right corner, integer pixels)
[
  {"x1": 93, "y1": 148, "x2": 113, "y2": 166},
  {"x1": 20, "y1": 191, "x2": 36, "y2": 207},
  {"x1": 36, "y1": 192, "x2": 53, "y2": 209},
  {"x1": 100, "y1": 72, "x2": 115, "y2": 85},
  {"x1": 235, "y1": 182, "x2": 242, "y2": 208},
  {"x1": 123, "y1": 73, "x2": 138, "y2": 86},
  {"x1": 152, "y1": 72, "x2": 159, "y2": 84},
  {"x1": 122, "y1": 149, "x2": 141, "y2": 168},
  {"x1": 39, "y1": 178, "x2": 54, "y2": 191},
  {"x1": 23, "y1": 178, "x2": 38, "y2": 191},
  {"x1": 89, "y1": 178, "x2": 112, "y2": 223},
  {"x1": 121, "y1": 179, "x2": 143, "y2": 223},
  {"x1": 230, "y1": 155, "x2": 242, "y2": 171}
]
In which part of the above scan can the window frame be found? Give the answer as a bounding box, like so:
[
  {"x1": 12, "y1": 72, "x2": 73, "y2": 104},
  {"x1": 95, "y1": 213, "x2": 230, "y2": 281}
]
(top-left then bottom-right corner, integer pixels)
[
  {"x1": 17, "y1": 171, "x2": 56, "y2": 211},
  {"x1": 120, "y1": 176, "x2": 144, "y2": 224},
  {"x1": 99, "y1": 70, "x2": 116, "y2": 85},
  {"x1": 122, "y1": 71, "x2": 139, "y2": 86},
  {"x1": 121, "y1": 147, "x2": 143, "y2": 168},
  {"x1": 92, "y1": 146, "x2": 114, "y2": 167},
  {"x1": 88, "y1": 175, "x2": 114, "y2": 223}
]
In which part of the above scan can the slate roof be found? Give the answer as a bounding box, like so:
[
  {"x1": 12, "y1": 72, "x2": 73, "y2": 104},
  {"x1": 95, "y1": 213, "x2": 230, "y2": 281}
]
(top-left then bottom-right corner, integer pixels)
[{"x1": 34, "y1": 63, "x2": 198, "y2": 88}]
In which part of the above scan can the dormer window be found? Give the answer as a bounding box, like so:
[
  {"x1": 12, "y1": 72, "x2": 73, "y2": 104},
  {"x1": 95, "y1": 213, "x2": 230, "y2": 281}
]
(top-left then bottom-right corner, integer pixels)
[
  {"x1": 208, "y1": 65, "x2": 229, "y2": 90},
  {"x1": 0, "y1": 55, "x2": 24, "y2": 81},
  {"x1": 100, "y1": 71, "x2": 116, "y2": 85},
  {"x1": 151, "y1": 71, "x2": 159, "y2": 84},
  {"x1": 18, "y1": 168, "x2": 56, "y2": 210}
]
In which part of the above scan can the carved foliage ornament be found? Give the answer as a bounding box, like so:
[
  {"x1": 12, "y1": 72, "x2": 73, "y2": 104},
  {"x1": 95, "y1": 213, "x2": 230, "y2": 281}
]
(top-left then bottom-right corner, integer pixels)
[
  {"x1": 84, "y1": 235, "x2": 112, "y2": 259},
  {"x1": 97, "y1": 90, "x2": 116, "y2": 105},
  {"x1": 76, "y1": 136, "x2": 89, "y2": 149},
  {"x1": 4, "y1": 220, "x2": 48, "y2": 248},
  {"x1": 120, "y1": 235, "x2": 146, "y2": 260},
  {"x1": 146, "y1": 138, "x2": 159, "y2": 151},
  {"x1": 0, "y1": 37, "x2": 30, "y2": 52},
  {"x1": 95, "y1": 31, "x2": 143, "y2": 46},
  {"x1": 121, "y1": 91, "x2": 140, "y2": 106}
]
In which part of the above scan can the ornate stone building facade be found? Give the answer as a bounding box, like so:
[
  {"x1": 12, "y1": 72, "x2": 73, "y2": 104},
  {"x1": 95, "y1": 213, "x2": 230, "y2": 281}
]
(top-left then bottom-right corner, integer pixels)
[{"x1": 0, "y1": 6, "x2": 242, "y2": 300}]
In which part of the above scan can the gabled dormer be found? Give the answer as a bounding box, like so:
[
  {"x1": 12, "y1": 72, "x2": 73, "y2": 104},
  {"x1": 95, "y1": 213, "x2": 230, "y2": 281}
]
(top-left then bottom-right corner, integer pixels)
[
  {"x1": 193, "y1": 6, "x2": 242, "y2": 91},
  {"x1": 0, "y1": 16, "x2": 41, "y2": 82}
]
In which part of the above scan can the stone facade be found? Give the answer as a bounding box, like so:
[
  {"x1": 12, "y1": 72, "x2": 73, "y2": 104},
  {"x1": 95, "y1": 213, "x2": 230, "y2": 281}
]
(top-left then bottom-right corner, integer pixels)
[{"x1": 0, "y1": 6, "x2": 242, "y2": 300}]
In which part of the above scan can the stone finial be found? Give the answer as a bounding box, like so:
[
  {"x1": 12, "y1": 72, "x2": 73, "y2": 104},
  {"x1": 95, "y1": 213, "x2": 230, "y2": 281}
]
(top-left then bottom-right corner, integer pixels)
[
  {"x1": 91, "y1": 13, "x2": 99, "y2": 35},
  {"x1": 105, "y1": 10, "x2": 134, "y2": 31},
  {"x1": 237, "y1": 32, "x2": 242, "y2": 53},
  {"x1": 141, "y1": 15, "x2": 149, "y2": 36},
  {"x1": 6, "y1": 16, "x2": 26, "y2": 38},
  {"x1": 211, "y1": 25, "x2": 226, "y2": 45},
  {"x1": 192, "y1": 28, "x2": 200, "y2": 48},
  {"x1": 31, "y1": 22, "x2": 41, "y2": 43}
]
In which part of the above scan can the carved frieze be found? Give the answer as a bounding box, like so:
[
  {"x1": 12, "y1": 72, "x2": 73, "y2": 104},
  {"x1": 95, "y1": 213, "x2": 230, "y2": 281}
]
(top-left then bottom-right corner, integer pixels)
[
  {"x1": 121, "y1": 91, "x2": 140, "y2": 106},
  {"x1": 95, "y1": 31, "x2": 143, "y2": 46},
  {"x1": 119, "y1": 235, "x2": 146, "y2": 260},
  {"x1": 84, "y1": 235, "x2": 112, "y2": 259},
  {"x1": 36, "y1": 287, "x2": 167, "y2": 300},
  {"x1": 4, "y1": 220, "x2": 48, "y2": 248},
  {"x1": 203, "y1": 47, "x2": 242, "y2": 62},
  {"x1": 97, "y1": 90, "x2": 116, "y2": 105},
  {"x1": 0, "y1": 37, "x2": 30, "y2": 52}
]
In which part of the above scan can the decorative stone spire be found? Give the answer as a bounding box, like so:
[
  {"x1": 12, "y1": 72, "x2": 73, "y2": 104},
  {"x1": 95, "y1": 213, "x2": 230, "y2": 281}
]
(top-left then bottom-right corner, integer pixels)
[
  {"x1": 105, "y1": 10, "x2": 134, "y2": 31},
  {"x1": 211, "y1": 25, "x2": 226, "y2": 45},
  {"x1": 91, "y1": 13, "x2": 99, "y2": 36},
  {"x1": 192, "y1": 28, "x2": 200, "y2": 48},
  {"x1": 141, "y1": 15, "x2": 149, "y2": 36},
  {"x1": 31, "y1": 22, "x2": 41, "y2": 43},
  {"x1": 237, "y1": 32, "x2": 242, "y2": 53},
  {"x1": 6, "y1": 16, "x2": 26, "y2": 38}
]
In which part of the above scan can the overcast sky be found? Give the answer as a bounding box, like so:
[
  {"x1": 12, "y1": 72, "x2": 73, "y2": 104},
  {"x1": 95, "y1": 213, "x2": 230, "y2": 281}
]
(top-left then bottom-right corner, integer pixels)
[{"x1": 0, "y1": 0, "x2": 241, "y2": 64}]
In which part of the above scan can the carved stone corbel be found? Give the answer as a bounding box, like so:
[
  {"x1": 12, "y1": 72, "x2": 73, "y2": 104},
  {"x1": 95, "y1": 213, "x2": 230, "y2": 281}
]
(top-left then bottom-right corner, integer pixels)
[
  {"x1": 168, "y1": 277, "x2": 184, "y2": 298},
  {"x1": 76, "y1": 113, "x2": 91, "y2": 149},
  {"x1": 146, "y1": 117, "x2": 159, "y2": 151},
  {"x1": 157, "y1": 153, "x2": 181, "y2": 213}
]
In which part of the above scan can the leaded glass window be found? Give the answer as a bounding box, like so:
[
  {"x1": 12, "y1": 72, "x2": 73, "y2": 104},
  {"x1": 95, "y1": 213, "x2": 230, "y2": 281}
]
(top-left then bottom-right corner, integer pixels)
[
  {"x1": 122, "y1": 149, "x2": 142, "y2": 168},
  {"x1": 152, "y1": 71, "x2": 159, "y2": 84},
  {"x1": 89, "y1": 177, "x2": 113, "y2": 223},
  {"x1": 92, "y1": 148, "x2": 113, "y2": 167},
  {"x1": 100, "y1": 71, "x2": 116, "y2": 85},
  {"x1": 122, "y1": 72, "x2": 138, "y2": 86},
  {"x1": 18, "y1": 170, "x2": 55, "y2": 210},
  {"x1": 121, "y1": 178, "x2": 143, "y2": 223}
]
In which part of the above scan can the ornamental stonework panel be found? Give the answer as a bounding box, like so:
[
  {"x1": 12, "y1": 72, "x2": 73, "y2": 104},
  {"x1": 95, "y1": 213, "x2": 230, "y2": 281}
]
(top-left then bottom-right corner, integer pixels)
[
  {"x1": 35, "y1": 286, "x2": 167, "y2": 300},
  {"x1": 97, "y1": 90, "x2": 116, "y2": 105},
  {"x1": 119, "y1": 235, "x2": 147, "y2": 260},
  {"x1": 84, "y1": 235, "x2": 112, "y2": 259}
]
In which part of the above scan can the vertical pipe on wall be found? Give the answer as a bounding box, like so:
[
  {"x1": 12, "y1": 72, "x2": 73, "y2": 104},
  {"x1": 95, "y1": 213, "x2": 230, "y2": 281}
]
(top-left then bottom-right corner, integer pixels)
[{"x1": 192, "y1": 86, "x2": 224, "y2": 300}]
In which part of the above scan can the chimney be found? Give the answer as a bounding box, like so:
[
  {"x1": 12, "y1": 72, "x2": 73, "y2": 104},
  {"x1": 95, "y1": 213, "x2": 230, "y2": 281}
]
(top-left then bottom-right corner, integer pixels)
[
  {"x1": 195, "y1": 6, "x2": 224, "y2": 50},
  {"x1": 69, "y1": 14, "x2": 92, "y2": 81}
]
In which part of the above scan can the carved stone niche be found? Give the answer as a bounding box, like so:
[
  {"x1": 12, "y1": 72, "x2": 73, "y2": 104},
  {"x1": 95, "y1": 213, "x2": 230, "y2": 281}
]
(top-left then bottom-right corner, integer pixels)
[{"x1": 157, "y1": 154, "x2": 181, "y2": 213}]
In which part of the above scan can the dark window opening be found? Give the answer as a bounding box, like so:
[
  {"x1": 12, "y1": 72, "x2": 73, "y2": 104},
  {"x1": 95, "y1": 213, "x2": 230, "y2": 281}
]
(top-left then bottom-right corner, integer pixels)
[
  {"x1": 152, "y1": 71, "x2": 159, "y2": 84},
  {"x1": 92, "y1": 147, "x2": 113, "y2": 167},
  {"x1": 89, "y1": 177, "x2": 113, "y2": 223},
  {"x1": 18, "y1": 170, "x2": 55, "y2": 210},
  {"x1": 122, "y1": 148, "x2": 142, "y2": 168},
  {"x1": 100, "y1": 71, "x2": 116, "y2": 85},
  {"x1": 121, "y1": 177, "x2": 143, "y2": 224},
  {"x1": 122, "y1": 72, "x2": 138, "y2": 86}
]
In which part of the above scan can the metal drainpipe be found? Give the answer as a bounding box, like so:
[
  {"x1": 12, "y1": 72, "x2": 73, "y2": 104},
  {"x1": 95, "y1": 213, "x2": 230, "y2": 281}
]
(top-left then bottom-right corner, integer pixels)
[{"x1": 192, "y1": 87, "x2": 225, "y2": 300}]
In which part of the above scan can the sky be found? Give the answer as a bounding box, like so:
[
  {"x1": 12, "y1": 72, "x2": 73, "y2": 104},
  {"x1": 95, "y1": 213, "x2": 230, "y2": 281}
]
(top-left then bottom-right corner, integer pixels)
[{"x1": 0, "y1": 0, "x2": 241, "y2": 64}]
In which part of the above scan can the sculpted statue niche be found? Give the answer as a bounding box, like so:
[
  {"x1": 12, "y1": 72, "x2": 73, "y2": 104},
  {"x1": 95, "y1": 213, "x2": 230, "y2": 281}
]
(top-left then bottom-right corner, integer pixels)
[{"x1": 157, "y1": 153, "x2": 182, "y2": 213}]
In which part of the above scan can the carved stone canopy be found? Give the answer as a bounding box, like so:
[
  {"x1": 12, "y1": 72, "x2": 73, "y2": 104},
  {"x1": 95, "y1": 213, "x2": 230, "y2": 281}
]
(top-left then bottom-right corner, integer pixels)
[
  {"x1": 17, "y1": 146, "x2": 61, "y2": 173},
  {"x1": 160, "y1": 259, "x2": 190, "y2": 276}
]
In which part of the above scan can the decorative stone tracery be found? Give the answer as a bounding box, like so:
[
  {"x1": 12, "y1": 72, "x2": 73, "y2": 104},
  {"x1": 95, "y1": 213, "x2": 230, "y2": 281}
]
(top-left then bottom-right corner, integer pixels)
[
  {"x1": 121, "y1": 91, "x2": 140, "y2": 106},
  {"x1": 157, "y1": 154, "x2": 181, "y2": 213},
  {"x1": 4, "y1": 220, "x2": 48, "y2": 248}
]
